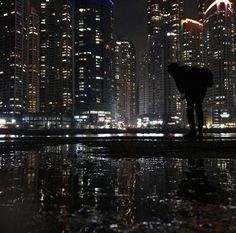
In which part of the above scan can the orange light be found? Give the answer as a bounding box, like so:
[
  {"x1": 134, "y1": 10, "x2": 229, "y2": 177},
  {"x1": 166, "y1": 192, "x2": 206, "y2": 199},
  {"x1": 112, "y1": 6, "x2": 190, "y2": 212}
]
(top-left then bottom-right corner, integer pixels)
[{"x1": 181, "y1": 18, "x2": 203, "y2": 27}]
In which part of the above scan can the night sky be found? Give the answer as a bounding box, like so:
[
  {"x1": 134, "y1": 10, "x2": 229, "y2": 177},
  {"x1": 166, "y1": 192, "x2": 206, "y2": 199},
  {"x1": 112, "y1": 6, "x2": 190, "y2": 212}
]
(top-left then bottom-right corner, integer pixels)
[
  {"x1": 113, "y1": 0, "x2": 198, "y2": 54},
  {"x1": 31, "y1": 0, "x2": 198, "y2": 54}
]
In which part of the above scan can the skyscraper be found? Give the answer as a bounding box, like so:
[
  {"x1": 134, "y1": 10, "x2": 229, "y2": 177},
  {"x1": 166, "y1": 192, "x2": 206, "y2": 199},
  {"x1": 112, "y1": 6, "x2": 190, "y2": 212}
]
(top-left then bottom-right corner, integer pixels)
[
  {"x1": 114, "y1": 38, "x2": 136, "y2": 125},
  {"x1": 139, "y1": 33, "x2": 181, "y2": 126},
  {"x1": 27, "y1": 7, "x2": 40, "y2": 113},
  {"x1": 0, "y1": 0, "x2": 28, "y2": 115},
  {"x1": 40, "y1": 0, "x2": 73, "y2": 114},
  {"x1": 198, "y1": 0, "x2": 207, "y2": 23},
  {"x1": 204, "y1": 0, "x2": 235, "y2": 126},
  {"x1": 74, "y1": 0, "x2": 114, "y2": 127},
  {"x1": 147, "y1": 0, "x2": 184, "y2": 37},
  {"x1": 147, "y1": 0, "x2": 184, "y2": 55},
  {"x1": 180, "y1": 18, "x2": 204, "y2": 67},
  {"x1": 139, "y1": 0, "x2": 184, "y2": 126}
]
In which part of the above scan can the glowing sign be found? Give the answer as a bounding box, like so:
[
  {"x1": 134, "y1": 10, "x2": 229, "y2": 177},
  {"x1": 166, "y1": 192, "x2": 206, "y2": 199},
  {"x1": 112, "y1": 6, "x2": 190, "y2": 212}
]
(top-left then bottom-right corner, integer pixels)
[
  {"x1": 205, "y1": 0, "x2": 232, "y2": 15},
  {"x1": 181, "y1": 18, "x2": 203, "y2": 27}
]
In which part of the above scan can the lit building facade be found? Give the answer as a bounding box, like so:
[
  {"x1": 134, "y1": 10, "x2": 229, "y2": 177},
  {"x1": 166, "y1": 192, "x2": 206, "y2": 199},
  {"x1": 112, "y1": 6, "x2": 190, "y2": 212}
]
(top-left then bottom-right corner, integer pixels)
[
  {"x1": 40, "y1": 0, "x2": 73, "y2": 114},
  {"x1": 114, "y1": 38, "x2": 136, "y2": 125},
  {"x1": 138, "y1": 51, "x2": 149, "y2": 118},
  {"x1": 27, "y1": 7, "x2": 40, "y2": 113},
  {"x1": 147, "y1": 0, "x2": 184, "y2": 37},
  {"x1": 0, "y1": 0, "x2": 28, "y2": 115},
  {"x1": 198, "y1": 0, "x2": 207, "y2": 23},
  {"x1": 140, "y1": 0, "x2": 184, "y2": 127},
  {"x1": 147, "y1": 0, "x2": 183, "y2": 56},
  {"x1": 74, "y1": 0, "x2": 114, "y2": 127},
  {"x1": 180, "y1": 18, "x2": 204, "y2": 67},
  {"x1": 138, "y1": 33, "x2": 182, "y2": 127},
  {"x1": 204, "y1": 0, "x2": 235, "y2": 126}
]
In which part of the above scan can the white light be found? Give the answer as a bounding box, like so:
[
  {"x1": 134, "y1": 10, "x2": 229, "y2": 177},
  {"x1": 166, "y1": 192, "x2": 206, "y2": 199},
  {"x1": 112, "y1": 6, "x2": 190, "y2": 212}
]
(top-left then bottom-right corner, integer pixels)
[
  {"x1": 220, "y1": 113, "x2": 230, "y2": 118},
  {"x1": 205, "y1": 0, "x2": 232, "y2": 15},
  {"x1": 0, "y1": 119, "x2": 6, "y2": 124}
]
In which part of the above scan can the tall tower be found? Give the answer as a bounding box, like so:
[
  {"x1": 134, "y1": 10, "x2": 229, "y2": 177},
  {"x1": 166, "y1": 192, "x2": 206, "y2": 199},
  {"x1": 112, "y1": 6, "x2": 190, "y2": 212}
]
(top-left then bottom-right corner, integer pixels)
[
  {"x1": 147, "y1": 0, "x2": 184, "y2": 36},
  {"x1": 198, "y1": 0, "x2": 207, "y2": 23},
  {"x1": 0, "y1": 0, "x2": 28, "y2": 115},
  {"x1": 74, "y1": 0, "x2": 114, "y2": 127},
  {"x1": 180, "y1": 18, "x2": 204, "y2": 67},
  {"x1": 40, "y1": 0, "x2": 73, "y2": 114},
  {"x1": 141, "y1": 0, "x2": 184, "y2": 126},
  {"x1": 27, "y1": 7, "x2": 40, "y2": 113},
  {"x1": 139, "y1": 33, "x2": 181, "y2": 126},
  {"x1": 147, "y1": 0, "x2": 184, "y2": 54},
  {"x1": 204, "y1": 0, "x2": 235, "y2": 126},
  {"x1": 114, "y1": 38, "x2": 136, "y2": 125}
]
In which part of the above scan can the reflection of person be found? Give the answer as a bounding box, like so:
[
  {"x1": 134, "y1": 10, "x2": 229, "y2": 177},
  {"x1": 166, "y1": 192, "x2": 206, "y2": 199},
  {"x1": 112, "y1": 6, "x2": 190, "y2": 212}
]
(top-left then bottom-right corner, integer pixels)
[
  {"x1": 178, "y1": 159, "x2": 217, "y2": 204},
  {"x1": 168, "y1": 63, "x2": 213, "y2": 138},
  {"x1": 177, "y1": 159, "x2": 229, "y2": 232}
]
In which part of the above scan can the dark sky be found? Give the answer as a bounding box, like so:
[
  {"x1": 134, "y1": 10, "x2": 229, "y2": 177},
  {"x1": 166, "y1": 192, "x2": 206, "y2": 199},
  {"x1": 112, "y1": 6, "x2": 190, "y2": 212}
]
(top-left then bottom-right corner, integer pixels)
[
  {"x1": 31, "y1": 0, "x2": 198, "y2": 53},
  {"x1": 114, "y1": 0, "x2": 198, "y2": 53}
]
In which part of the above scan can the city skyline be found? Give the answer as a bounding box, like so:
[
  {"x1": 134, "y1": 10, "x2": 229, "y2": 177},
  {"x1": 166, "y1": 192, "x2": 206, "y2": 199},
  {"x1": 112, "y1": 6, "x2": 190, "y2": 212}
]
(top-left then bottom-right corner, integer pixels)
[
  {"x1": 0, "y1": 0, "x2": 235, "y2": 128},
  {"x1": 30, "y1": 0, "x2": 198, "y2": 53},
  {"x1": 1, "y1": 2, "x2": 236, "y2": 232}
]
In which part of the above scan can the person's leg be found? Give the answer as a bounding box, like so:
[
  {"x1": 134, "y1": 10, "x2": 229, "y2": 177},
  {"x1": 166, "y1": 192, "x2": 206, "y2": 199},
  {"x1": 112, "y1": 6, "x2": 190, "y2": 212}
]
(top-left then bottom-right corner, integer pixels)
[{"x1": 186, "y1": 100, "x2": 196, "y2": 136}]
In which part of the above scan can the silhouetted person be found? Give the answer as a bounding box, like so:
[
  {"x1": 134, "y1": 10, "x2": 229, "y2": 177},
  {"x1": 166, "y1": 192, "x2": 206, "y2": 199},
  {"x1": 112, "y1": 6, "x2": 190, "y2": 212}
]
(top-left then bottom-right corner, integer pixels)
[
  {"x1": 178, "y1": 159, "x2": 217, "y2": 204},
  {"x1": 178, "y1": 159, "x2": 228, "y2": 205},
  {"x1": 168, "y1": 63, "x2": 213, "y2": 138}
]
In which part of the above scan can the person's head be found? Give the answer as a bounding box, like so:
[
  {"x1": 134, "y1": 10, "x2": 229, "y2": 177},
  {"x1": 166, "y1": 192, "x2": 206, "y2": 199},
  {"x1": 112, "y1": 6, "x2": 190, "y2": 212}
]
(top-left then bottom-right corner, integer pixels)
[{"x1": 168, "y1": 63, "x2": 179, "y2": 76}]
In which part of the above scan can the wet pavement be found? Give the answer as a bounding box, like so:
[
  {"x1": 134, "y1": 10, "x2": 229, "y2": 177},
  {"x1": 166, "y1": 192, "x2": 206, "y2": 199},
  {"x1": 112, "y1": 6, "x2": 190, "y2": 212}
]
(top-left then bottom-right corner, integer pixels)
[{"x1": 0, "y1": 143, "x2": 236, "y2": 233}]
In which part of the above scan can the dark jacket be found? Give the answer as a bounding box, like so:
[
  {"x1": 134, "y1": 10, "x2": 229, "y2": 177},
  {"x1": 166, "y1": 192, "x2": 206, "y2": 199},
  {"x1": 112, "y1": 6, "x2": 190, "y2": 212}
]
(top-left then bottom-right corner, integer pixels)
[{"x1": 173, "y1": 66, "x2": 214, "y2": 95}]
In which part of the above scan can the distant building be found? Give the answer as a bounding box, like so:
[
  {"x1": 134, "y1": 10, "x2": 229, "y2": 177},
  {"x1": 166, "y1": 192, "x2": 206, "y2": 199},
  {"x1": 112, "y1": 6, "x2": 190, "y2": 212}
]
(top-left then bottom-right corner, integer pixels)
[
  {"x1": 198, "y1": 0, "x2": 207, "y2": 23},
  {"x1": 138, "y1": 51, "x2": 149, "y2": 117},
  {"x1": 180, "y1": 18, "x2": 204, "y2": 67},
  {"x1": 138, "y1": 33, "x2": 182, "y2": 127},
  {"x1": 0, "y1": 0, "x2": 28, "y2": 115},
  {"x1": 203, "y1": 0, "x2": 235, "y2": 126},
  {"x1": 40, "y1": 0, "x2": 73, "y2": 114},
  {"x1": 74, "y1": 0, "x2": 114, "y2": 127},
  {"x1": 139, "y1": 0, "x2": 184, "y2": 127},
  {"x1": 27, "y1": 7, "x2": 40, "y2": 113},
  {"x1": 147, "y1": 0, "x2": 183, "y2": 57},
  {"x1": 147, "y1": 0, "x2": 183, "y2": 37},
  {"x1": 114, "y1": 38, "x2": 136, "y2": 125}
]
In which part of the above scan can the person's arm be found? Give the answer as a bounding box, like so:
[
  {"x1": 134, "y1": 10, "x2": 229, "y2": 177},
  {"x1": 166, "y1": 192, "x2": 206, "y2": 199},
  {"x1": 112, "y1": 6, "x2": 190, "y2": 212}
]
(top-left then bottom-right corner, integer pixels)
[
  {"x1": 173, "y1": 76, "x2": 185, "y2": 94},
  {"x1": 177, "y1": 94, "x2": 186, "y2": 102}
]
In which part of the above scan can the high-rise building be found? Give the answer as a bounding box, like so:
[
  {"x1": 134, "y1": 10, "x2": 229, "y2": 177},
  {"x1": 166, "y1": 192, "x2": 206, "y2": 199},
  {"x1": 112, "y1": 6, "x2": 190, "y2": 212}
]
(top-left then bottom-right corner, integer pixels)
[
  {"x1": 74, "y1": 0, "x2": 114, "y2": 127},
  {"x1": 139, "y1": 0, "x2": 184, "y2": 126},
  {"x1": 204, "y1": 0, "x2": 235, "y2": 126},
  {"x1": 198, "y1": 0, "x2": 207, "y2": 23},
  {"x1": 147, "y1": 0, "x2": 184, "y2": 37},
  {"x1": 0, "y1": 0, "x2": 28, "y2": 115},
  {"x1": 138, "y1": 33, "x2": 181, "y2": 126},
  {"x1": 40, "y1": 0, "x2": 73, "y2": 114},
  {"x1": 114, "y1": 38, "x2": 136, "y2": 125},
  {"x1": 232, "y1": 1, "x2": 236, "y2": 121},
  {"x1": 138, "y1": 51, "x2": 150, "y2": 118},
  {"x1": 147, "y1": 0, "x2": 183, "y2": 55},
  {"x1": 27, "y1": 7, "x2": 40, "y2": 113},
  {"x1": 180, "y1": 18, "x2": 204, "y2": 67}
]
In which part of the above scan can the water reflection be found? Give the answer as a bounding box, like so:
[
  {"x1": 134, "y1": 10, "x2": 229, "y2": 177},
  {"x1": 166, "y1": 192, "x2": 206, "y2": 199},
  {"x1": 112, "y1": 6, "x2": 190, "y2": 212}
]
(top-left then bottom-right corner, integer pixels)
[{"x1": 0, "y1": 145, "x2": 236, "y2": 233}]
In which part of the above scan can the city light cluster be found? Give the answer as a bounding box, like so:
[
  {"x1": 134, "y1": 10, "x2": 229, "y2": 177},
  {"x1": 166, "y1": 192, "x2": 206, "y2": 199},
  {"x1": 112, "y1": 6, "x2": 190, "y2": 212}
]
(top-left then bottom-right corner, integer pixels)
[{"x1": 0, "y1": 0, "x2": 235, "y2": 129}]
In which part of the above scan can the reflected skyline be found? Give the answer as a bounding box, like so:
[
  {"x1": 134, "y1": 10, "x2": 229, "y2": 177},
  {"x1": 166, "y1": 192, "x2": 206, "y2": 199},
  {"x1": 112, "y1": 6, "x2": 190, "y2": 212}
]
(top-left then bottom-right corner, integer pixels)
[{"x1": 0, "y1": 145, "x2": 236, "y2": 232}]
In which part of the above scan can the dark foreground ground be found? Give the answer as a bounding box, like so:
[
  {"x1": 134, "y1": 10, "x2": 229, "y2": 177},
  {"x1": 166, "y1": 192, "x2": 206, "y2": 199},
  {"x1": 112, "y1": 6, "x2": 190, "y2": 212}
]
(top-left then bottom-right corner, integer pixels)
[
  {"x1": 0, "y1": 134, "x2": 236, "y2": 233},
  {"x1": 0, "y1": 133, "x2": 235, "y2": 158}
]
